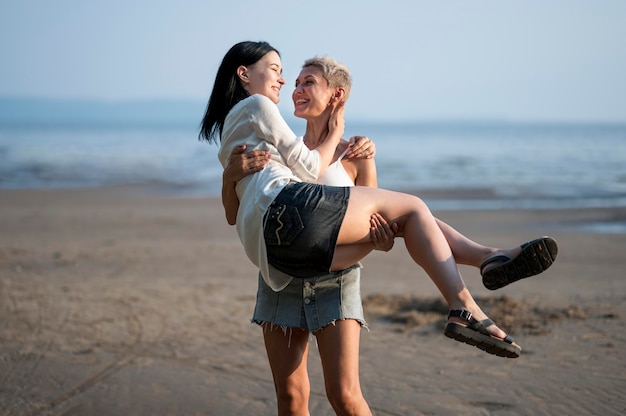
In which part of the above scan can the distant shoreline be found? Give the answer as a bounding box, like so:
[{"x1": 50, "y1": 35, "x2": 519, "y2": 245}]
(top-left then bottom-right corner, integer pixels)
[
  {"x1": 2, "y1": 186, "x2": 624, "y2": 234},
  {"x1": 3, "y1": 183, "x2": 626, "y2": 213},
  {"x1": 2, "y1": 97, "x2": 626, "y2": 126},
  {"x1": 2, "y1": 118, "x2": 625, "y2": 215}
]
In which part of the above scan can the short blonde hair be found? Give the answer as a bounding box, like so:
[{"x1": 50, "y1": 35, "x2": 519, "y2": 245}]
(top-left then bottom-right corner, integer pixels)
[{"x1": 302, "y1": 56, "x2": 352, "y2": 100}]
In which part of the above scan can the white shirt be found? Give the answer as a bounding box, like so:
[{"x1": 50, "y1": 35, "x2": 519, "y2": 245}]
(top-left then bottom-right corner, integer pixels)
[{"x1": 218, "y1": 94, "x2": 325, "y2": 291}]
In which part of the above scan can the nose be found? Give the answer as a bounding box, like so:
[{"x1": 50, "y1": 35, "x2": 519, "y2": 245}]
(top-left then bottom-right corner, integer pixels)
[
  {"x1": 292, "y1": 85, "x2": 301, "y2": 102},
  {"x1": 292, "y1": 86, "x2": 302, "y2": 101}
]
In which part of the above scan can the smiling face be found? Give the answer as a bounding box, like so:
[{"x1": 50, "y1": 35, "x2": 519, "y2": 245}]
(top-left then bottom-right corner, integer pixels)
[
  {"x1": 238, "y1": 51, "x2": 285, "y2": 104},
  {"x1": 292, "y1": 65, "x2": 336, "y2": 120}
]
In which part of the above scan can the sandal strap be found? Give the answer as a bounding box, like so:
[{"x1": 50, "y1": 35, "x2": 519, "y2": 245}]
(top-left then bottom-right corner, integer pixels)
[
  {"x1": 448, "y1": 309, "x2": 472, "y2": 321},
  {"x1": 502, "y1": 334, "x2": 515, "y2": 344},
  {"x1": 448, "y1": 310, "x2": 516, "y2": 346},
  {"x1": 468, "y1": 318, "x2": 495, "y2": 334},
  {"x1": 479, "y1": 255, "x2": 511, "y2": 275},
  {"x1": 469, "y1": 318, "x2": 514, "y2": 345}
]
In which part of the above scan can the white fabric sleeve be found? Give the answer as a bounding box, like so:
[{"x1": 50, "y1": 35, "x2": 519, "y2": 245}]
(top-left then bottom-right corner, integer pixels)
[{"x1": 249, "y1": 95, "x2": 321, "y2": 182}]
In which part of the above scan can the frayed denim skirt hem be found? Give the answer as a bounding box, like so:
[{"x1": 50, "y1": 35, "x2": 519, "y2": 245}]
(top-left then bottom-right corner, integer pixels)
[{"x1": 251, "y1": 265, "x2": 367, "y2": 332}]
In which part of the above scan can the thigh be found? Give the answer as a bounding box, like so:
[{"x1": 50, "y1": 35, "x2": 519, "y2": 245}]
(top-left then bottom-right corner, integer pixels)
[
  {"x1": 263, "y1": 325, "x2": 311, "y2": 390},
  {"x1": 336, "y1": 186, "x2": 422, "y2": 245},
  {"x1": 315, "y1": 319, "x2": 363, "y2": 392}
]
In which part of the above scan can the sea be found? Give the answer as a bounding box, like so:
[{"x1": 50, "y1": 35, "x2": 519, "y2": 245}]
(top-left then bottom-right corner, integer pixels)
[{"x1": 1, "y1": 118, "x2": 625, "y2": 225}]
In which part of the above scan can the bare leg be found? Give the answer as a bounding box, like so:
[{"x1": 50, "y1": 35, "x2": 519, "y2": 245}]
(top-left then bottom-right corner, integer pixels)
[
  {"x1": 436, "y1": 218, "x2": 497, "y2": 266},
  {"x1": 263, "y1": 325, "x2": 311, "y2": 416},
  {"x1": 351, "y1": 213, "x2": 533, "y2": 274},
  {"x1": 331, "y1": 187, "x2": 510, "y2": 339},
  {"x1": 435, "y1": 218, "x2": 524, "y2": 268},
  {"x1": 315, "y1": 320, "x2": 371, "y2": 416}
]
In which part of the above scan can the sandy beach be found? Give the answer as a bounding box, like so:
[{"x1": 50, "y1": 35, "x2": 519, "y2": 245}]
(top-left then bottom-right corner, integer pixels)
[{"x1": 1, "y1": 187, "x2": 625, "y2": 415}]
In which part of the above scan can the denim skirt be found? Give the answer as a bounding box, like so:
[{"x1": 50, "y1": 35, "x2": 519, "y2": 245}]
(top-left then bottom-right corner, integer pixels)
[
  {"x1": 263, "y1": 182, "x2": 350, "y2": 278},
  {"x1": 252, "y1": 265, "x2": 367, "y2": 332}
]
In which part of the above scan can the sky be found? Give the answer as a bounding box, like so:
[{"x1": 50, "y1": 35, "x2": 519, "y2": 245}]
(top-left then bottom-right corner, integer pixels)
[{"x1": 1, "y1": 0, "x2": 625, "y2": 123}]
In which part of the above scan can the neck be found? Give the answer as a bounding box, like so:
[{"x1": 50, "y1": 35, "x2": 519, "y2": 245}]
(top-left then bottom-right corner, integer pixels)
[{"x1": 302, "y1": 112, "x2": 331, "y2": 150}]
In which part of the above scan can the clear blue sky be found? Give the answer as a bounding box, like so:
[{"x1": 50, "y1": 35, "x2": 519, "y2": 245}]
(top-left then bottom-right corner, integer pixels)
[{"x1": 1, "y1": 0, "x2": 625, "y2": 122}]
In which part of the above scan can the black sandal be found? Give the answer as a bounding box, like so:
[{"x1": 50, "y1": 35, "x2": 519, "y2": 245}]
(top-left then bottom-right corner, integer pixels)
[
  {"x1": 444, "y1": 309, "x2": 521, "y2": 358},
  {"x1": 481, "y1": 237, "x2": 558, "y2": 290}
]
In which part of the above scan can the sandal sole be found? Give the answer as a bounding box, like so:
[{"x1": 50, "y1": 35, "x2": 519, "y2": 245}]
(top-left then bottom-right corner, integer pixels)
[
  {"x1": 445, "y1": 322, "x2": 521, "y2": 358},
  {"x1": 482, "y1": 237, "x2": 558, "y2": 290}
]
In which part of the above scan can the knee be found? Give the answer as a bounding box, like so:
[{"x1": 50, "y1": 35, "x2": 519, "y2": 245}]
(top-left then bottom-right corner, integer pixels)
[
  {"x1": 326, "y1": 386, "x2": 367, "y2": 415},
  {"x1": 409, "y1": 194, "x2": 428, "y2": 212},
  {"x1": 276, "y1": 383, "x2": 310, "y2": 414}
]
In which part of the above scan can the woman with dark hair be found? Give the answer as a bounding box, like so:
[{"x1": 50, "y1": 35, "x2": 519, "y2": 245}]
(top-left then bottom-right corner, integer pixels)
[{"x1": 199, "y1": 41, "x2": 557, "y2": 363}]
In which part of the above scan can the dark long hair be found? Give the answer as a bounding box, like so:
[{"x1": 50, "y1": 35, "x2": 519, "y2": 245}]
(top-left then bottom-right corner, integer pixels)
[{"x1": 198, "y1": 41, "x2": 280, "y2": 144}]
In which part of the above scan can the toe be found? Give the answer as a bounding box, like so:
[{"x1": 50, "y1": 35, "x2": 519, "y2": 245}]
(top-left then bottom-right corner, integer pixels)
[{"x1": 486, "y1": 323, "x2": 509, "y2": 341}]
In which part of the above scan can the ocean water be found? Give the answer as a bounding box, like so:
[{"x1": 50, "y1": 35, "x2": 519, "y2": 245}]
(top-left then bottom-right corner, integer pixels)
[{"x1": 1, "y1": 120, "x2": 625, "y2": 213}]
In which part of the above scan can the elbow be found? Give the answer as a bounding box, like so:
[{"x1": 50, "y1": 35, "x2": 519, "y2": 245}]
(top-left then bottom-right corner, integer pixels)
[{"x1": 226, "y1": 216, "x2": 237, "y2": 226}]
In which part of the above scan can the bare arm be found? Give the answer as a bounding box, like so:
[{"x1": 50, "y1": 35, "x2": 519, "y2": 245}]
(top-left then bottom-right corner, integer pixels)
[
  {"x1": 347, "y1": 140, "x2": 397, "y2": 251},
  {"x1": 314, "y1": 100, "x2": 345, "y2": 178},
  {"x1": 222, "y1": 145, "x2": 271, "y2": 225},
  {"x1": 352, "y1": 157, "x2": 378, "y2": 188},
  {"x1": 222, "y1": 178, "x2": 239, "y2": 226}
]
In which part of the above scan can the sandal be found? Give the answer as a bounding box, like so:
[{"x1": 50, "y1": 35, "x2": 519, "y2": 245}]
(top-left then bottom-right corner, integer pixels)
[
  {"x1": 481, "y1": 237, "x2": 558, "y2": 290},
  {"x1": 444, "y1": 309, "x2": 521, "y2": 358}
]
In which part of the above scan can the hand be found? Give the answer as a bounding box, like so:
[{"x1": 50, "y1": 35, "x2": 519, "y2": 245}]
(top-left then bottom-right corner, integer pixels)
[
  {"x1": 346, "y1": 136, "x2": 376, "y2": 159},
  {"x1": 223, "y1": 145, "x2": 271, "y2": 183},
  {"x1": 370, "y1": 213, "x2": 398, "y2": 252},
  {"x1": 328, "y1": 100, "x2": 345, "y2": 138}
]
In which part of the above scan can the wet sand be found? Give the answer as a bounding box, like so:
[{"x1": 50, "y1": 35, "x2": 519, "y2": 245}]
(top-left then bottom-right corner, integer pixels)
[{"x1": 1, "y1": 187, "x2": 625, "y2": 415}]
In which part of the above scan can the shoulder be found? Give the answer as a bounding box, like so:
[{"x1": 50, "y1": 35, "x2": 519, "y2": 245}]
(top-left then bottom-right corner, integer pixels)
[
  {"x1": 344, "y1": 156, "x2": 376, "y2": 186},
  {"x1": 230, "y1": 94, "x2": 275, "y2": 114},
  {"x1": 247, "y1": 94, "x2": 277, "y2": 111},
  {"x1": 353, "y1": 156, "x2": 376, "y2": 172},
  {"x1": 241, "y1": 94, "x2": 281, "y2": 122},
  {"x1": 228, "y1": 95, "x2": 282, "y2": 129}
]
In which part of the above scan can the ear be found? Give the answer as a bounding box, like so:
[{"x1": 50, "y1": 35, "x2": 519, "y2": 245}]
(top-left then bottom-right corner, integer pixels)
[
  {"x1": 333, "y1": 87, "x2": 346, "y2": 103},
  {"x1": 236, "y1": 65, "x2": 249, "y2": 84}
]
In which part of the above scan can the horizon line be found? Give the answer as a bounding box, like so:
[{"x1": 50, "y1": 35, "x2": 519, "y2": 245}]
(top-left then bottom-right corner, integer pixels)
[{"x1": 0, "y1": 96, "x2": 624, "y2": 125}]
